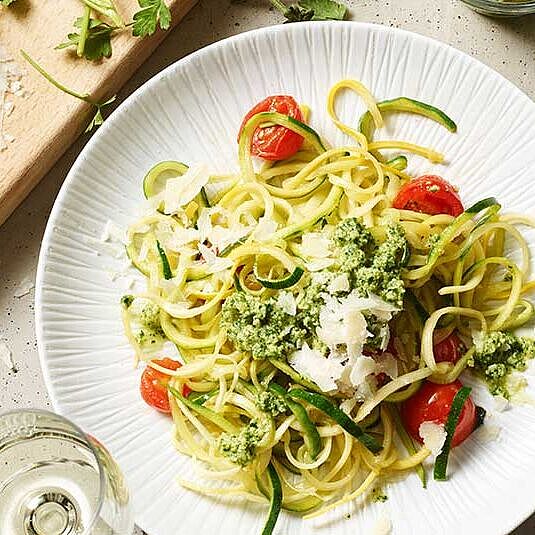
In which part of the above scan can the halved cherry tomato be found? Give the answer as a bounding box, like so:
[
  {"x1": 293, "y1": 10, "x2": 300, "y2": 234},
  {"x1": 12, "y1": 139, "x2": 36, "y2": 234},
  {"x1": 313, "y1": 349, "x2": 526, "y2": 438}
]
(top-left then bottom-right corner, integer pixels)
[
  {"x1": 400, "y1": 380, "x2": 476, "y2": 448},
  {"x1": 140, "y1": 358, "x2": 191, "y2": 414},
  {"x1": 238, "y1": 95, "x2": 304, "y2": 161},
  {"x1": 393, "y1": 175, "x2": 464, "y2": 217},
  {"x1": 434, "y1": 332, "x2": 466, "y2": 364}
]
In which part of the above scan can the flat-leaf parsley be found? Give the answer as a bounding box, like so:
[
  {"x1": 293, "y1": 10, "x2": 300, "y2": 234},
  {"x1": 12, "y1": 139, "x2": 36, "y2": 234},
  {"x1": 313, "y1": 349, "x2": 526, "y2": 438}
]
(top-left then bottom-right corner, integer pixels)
[
  {"x1": 270, "y1": 0, "x2": 347, "y2": 22},
  {"x1": 56, "y1": 16, "x2": 117, "y2": 61},
  {"x1": 132, "y1": 0, "x2": 172, "y2": 37}
]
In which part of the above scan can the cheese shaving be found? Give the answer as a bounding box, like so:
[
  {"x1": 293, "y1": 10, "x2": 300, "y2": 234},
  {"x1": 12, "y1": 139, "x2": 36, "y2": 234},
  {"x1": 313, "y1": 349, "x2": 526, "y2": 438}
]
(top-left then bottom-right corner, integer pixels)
[
  {"x1": 0, "y1": 340, "x2": 16, "y2": 372},
  {"x1": 418, "y1": 421, "x2": 447, "y2": 456}
]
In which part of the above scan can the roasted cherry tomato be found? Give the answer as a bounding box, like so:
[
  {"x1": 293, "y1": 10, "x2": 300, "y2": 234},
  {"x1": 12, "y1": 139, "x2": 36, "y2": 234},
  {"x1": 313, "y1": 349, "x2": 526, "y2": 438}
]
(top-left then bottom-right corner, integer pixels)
[
  {"x1": 434, "y1": 332, "x2": 466, "y2": 364},
  {"x1": 140, "y1": 358, "x2": 190, "y2": 413},
  {"x1": 400, "y1": 380, "x2": 476, "y2": 447},
  {"x1": 393, "y1": 175, "x2": 464, "y2": 217},
  {"x1": 238, "y1": 95, "x2": 304, "y2": 161}
]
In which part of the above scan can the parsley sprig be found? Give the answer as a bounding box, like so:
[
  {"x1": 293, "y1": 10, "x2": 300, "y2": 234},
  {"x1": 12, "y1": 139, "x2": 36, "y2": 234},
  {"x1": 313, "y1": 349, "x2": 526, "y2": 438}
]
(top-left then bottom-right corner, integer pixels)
[
  {"x1": 21, "y1": 50, "x2": 116, "y2": 132},
  {"x1": 56, "y1": 14, "x2": 117, "y2": 61},
  {"x1": 132, "y1": 0, "x2": 172, "y2": 37},
  {"x1": 270, "y1": 0, "x2": 347, "y2": 22},
  {"x1": 81, "y1": 0, "x2": 124, "y2": 28},
  {"x1": 0, "y1": 0, "x2": 17, "y2": 5}
]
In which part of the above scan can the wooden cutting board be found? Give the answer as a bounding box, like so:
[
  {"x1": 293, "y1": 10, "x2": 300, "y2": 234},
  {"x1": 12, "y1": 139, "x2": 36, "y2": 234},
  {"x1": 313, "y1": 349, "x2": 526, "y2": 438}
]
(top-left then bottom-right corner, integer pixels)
[{"x1": 0, "y1": 0, "x2": 197, "y2": 226}]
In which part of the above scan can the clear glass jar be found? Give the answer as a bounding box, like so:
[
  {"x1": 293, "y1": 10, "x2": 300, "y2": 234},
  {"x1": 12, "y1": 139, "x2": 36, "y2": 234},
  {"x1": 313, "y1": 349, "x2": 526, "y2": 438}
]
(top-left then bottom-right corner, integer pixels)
[{"x1": 461, "y1": 0, "x2": 535, "y2": 16}]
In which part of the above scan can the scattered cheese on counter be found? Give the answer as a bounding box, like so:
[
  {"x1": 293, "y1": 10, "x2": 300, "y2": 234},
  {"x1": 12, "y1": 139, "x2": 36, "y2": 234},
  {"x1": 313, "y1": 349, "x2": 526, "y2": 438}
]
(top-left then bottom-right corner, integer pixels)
[
  {"x1": 0, "y1": 341, "x2": 16, "y2": 372},
  {"x1": 13, "y1": 276, "x2": 34, "y2": 298}
]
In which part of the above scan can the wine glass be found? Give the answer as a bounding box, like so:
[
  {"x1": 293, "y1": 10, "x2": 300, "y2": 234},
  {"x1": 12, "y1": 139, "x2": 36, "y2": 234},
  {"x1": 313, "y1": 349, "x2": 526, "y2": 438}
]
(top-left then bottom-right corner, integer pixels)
[{"x1": 0, "y1": 409, "x2": 134, "y2": 535}]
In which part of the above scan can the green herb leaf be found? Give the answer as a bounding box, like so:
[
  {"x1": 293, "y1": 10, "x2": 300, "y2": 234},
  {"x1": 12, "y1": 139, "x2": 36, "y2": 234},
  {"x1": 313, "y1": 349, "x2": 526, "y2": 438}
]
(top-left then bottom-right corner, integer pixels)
[
  {"x1": 1, "y1": 0, "x2": 17, "y2": 6},
  {"x1": 56, "y1": 17, "x2": 116, "y2": 61},
  {"x1": 283, "y1": 5, "x2": 314, "y2": 22},
  {"x1": 86, "y1": 95, "x2": 116, "y2": 132},
  {"x1": 299, "y1": 0, "x2": 346, "y2": 20},
  {"x1": 270, "y1": 0, "x2": 346, "y2": 22},
  {"x1": 81, "y1": 0, "x2": 124, "y2": 27},
  {"x1": 132, "y1": 0, "x2": 172, "y2": 38}
]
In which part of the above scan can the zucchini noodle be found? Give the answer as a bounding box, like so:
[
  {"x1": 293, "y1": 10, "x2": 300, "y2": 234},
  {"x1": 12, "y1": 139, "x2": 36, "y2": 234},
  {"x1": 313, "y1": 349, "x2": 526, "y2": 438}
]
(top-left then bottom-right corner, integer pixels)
[{"x1": 119, "y1": 78, "x2": 535, "y2": 530}]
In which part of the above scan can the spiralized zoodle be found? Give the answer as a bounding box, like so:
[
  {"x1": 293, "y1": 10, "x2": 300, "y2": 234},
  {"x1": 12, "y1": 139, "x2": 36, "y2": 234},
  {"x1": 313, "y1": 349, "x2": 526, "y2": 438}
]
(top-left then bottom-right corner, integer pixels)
[{"x1": 121, "y1": 79, "x2": 535, "y2": 531}]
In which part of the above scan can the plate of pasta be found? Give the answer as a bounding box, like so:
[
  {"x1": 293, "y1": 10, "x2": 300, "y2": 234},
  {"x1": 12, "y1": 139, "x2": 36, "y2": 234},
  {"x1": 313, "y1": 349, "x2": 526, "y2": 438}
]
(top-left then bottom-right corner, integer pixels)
[{"x1": 36, "y1": 21, "x2": 535, "y2": 535}]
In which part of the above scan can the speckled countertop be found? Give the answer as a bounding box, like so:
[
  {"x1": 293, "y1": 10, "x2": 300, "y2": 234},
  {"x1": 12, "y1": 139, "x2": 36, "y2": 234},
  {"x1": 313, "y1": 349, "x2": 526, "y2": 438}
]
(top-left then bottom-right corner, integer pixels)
[{"x1": 1, "y1": 1, "x2": 534, "y2": 533}]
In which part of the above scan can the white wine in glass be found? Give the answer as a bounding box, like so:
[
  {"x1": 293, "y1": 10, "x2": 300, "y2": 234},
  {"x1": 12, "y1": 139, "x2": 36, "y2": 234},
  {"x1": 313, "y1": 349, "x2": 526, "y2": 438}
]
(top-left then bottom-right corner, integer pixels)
[{"x1": 0, "y1": 409, "x2": 134, "y2": 535}]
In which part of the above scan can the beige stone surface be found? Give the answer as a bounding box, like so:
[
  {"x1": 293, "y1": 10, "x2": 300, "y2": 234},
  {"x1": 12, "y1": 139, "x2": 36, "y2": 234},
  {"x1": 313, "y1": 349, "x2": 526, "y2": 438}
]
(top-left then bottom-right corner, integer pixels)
[{"x1": 1, "y1": 1, "x2": 534, "y2": 533}]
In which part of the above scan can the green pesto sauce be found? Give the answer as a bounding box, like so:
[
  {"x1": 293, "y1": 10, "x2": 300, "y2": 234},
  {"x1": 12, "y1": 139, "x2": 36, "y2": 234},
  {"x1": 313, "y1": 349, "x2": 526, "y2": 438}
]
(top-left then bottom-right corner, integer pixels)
[
  {"x1": 122, "y1": 296, "x2": 165, "y2": 347},
  {"x1": 218, "y1": 418, "x2": 269, "y2": 466},
  {"x1": 470, "y1": 331, "x2": 535, "y2": 399},
  {"x1": 220, "y1": 218, "x2": 408, "y2": 361},
  {"x1": 256, "y1": 390, "x2": 288, "y2": 416},
  {"x1": 371, "y1": 487, "x2": 389, "y2": 503}
]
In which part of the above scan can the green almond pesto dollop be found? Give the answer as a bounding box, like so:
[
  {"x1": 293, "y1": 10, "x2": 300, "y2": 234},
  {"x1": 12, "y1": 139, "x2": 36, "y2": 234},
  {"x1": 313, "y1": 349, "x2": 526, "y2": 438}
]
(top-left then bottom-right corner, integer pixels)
[
  {"x1": 256, "y1": 390, "x2": 288, "y2": 416},
  {"x1": 470, "y1": 331, "x2": 535, "y2": 399},
  {"x1": 122, "y1": 296, "x2": 165, "y2": 347},
  {"x1": 220, "y1": 218, "x2": 409, "y2": 361},
  {"x1": 218, "y1": 418, "x2": 270, "y2": 466}
]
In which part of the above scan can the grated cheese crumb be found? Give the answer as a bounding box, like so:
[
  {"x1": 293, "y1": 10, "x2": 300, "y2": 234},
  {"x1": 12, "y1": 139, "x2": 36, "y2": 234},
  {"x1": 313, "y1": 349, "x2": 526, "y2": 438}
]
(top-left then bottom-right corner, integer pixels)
[
  {"x1": 373, "y1": 515, "x2": 392, "y2": 535},
  {"x1": 14, "y1": 276, "x2": 34, "y2": 298},
  {"x1": 419, "y1": 421, "x2": 447, "y2": 456},
  {"x1": 0, "y1": 340, "x2": 16, "y2": 372}
]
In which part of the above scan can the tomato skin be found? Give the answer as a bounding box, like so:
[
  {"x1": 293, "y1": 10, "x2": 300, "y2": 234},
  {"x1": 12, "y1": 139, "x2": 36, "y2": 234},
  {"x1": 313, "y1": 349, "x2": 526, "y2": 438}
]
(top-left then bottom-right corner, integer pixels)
[
  {"x1": 140, "y1": 358, "x2": 191, "y2": 414},
  {"x1": 434, "y1": 332, "x2": 466, "y2": 364},
  {"x1": 393, "y1": 175, "x2": 464, "y2": 217},
  {"x1": 400, "y1": 380, "x2": 476, "y2": 448},
  {"x1": 238, "y1": 95, "x2": 304, "y2": 161}
]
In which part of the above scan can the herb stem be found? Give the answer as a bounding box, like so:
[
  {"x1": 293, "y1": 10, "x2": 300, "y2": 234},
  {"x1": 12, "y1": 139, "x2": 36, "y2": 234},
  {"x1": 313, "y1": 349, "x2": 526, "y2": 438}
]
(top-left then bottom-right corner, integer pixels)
[
  {"x1": 77, "y1": 6, "x2": 92, "y2": 58},
  {"x1": 81, "y1": 0, "x2": 124, "y2": 28},
  {"x1": 20, "y1": 50, "x2": 96, "y2": 105}
]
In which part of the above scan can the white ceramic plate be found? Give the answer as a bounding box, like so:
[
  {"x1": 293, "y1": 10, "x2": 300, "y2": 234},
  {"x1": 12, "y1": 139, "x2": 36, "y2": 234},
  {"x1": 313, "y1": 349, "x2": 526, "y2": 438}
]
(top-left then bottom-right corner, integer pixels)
[{"x1": 37, "y1": 22, "x2": 535, "y2": 535}]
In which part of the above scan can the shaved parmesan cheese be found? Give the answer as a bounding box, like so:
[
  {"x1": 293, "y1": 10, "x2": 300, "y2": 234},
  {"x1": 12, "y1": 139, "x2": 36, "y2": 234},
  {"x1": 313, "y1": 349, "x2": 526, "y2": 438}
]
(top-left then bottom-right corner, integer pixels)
[
  {"x1": 203, "y1": 179, "x2": 235, "y2": 204},
  {"x1": 288, "y1": 343, "x2": 345, "y2": 392},
  {"x1": 0, "y1": 341, "x2": 15, "y2": 372},
  {"x1": 197, "y1": 243, "x2": 233, "y2": 274},
  {"x1": 100, "y1": 220, "x2": 126, "y2": 244},
  {"x1": 373, "y1": 515, "x2": 392, "y2": 535},
  {"x1": 328, "y1": 273, "x2": 350, "y2": 294},
  {"x1": 493, "y1": 395, "x2": 509, "y2": 412},
  {"x1": 376, "y1": 352, "x2": 398, "y2": 379},
  {"x1": 277, "y1": 291, "x2": 297, "y2": 316},
  {"x1": 475, "y1": 423, "x2": 501, "y2": 444},
  {"x1": 0, "y1": 48, "x2": 24, "y2": 152},
  {"x1": 166, "y1": 227, "x2": 200, "y2": 251},
  {"x1": 198, "y1": 206, "x2": 251, "y2": 251},
  {"x1": 343, "y1": 292, "x2": 399, "y2": 321},
  {"x1": 349, "y1": 356, "x2": 378, "y2": 388},
  {"x1": 14, "y1": 276, "x2": 34, "y2": 298},
  {"x1": 419, "y1": 421, "x2": 446, "y2": 456},
  {"x1": 164, "y1": 164, "x2": 209, "y2": 215},
  {"x1": 252, "y1": 217, "x2": 277, "y2": 242},
  {"x1": 306, "y1": 258, "x2": 335, "y2": 272},
  {"x1": 300, "y1": 232, "x2": 331, "y2": 258},
  {"x1": 317, "y1": 295, "x2": 371, "y2": 359}
]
